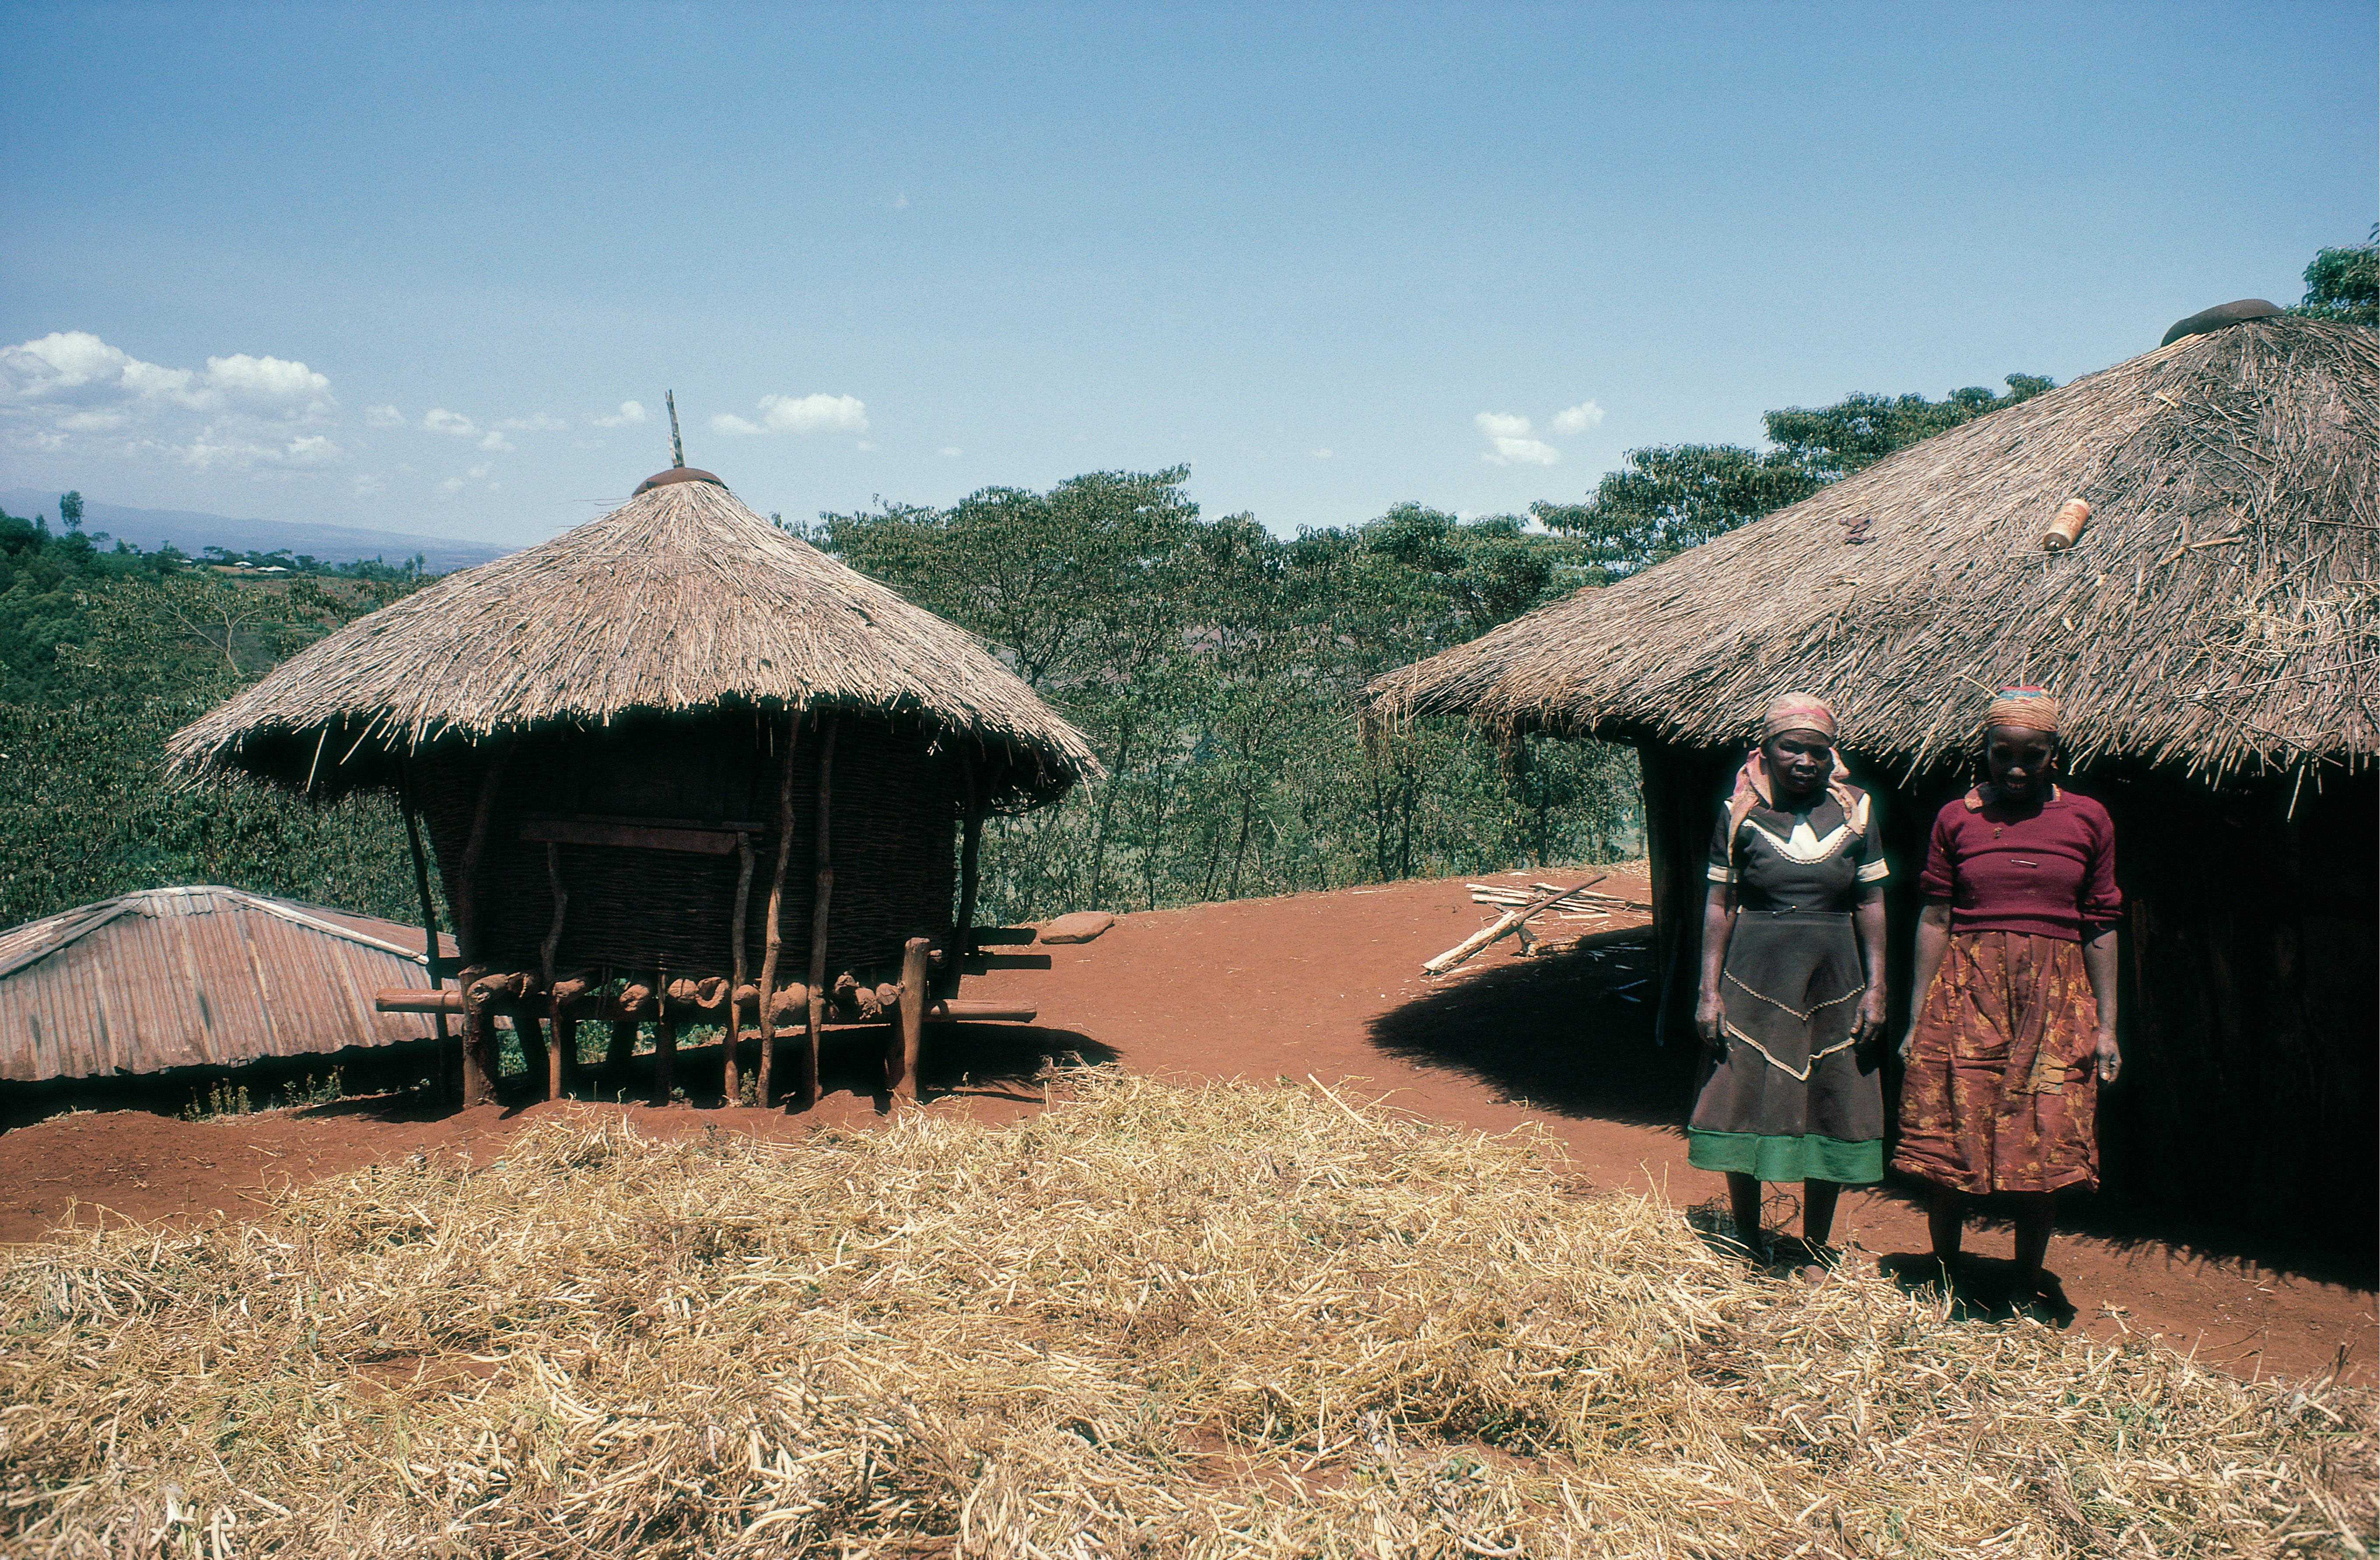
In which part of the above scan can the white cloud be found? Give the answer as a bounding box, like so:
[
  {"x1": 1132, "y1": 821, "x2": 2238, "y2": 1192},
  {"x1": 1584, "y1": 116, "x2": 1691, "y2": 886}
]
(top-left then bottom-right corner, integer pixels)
[
  {"x1": 1485, "y1": 437, "x2": 1560, "y2": 466},
  {"x1": 204, "y1": 353, "x2": 331, "y2": 411},
  {"x1": 172, "y1": 431, "x2": 345, "y2": 472},
  {"x1": 937, "y1": 446, "x2": 962, "y2": 458},
  {"x1": 591, "y1": 400, "x2": 647, "y2": 428},
  {"x1": 712, "y1": 391, "x2": 869, "y2": 438},
  {"x1": 1550, "y1": 400, "x2": 1605, "y2": 436},
  {"x1": 439, "y1": 477, "x2": 466, "y2": 494},
  {"x1": 353, "y1": 473, "x2": 385, "y2": 497},
  {"x1": 467, "y1": 462, "x2": 491, "y2": 480},
  {"x1": 495, "y1": 413, "x2": 567, "y2": 432},
  {"x1": 1311, "y1": 447, "x2": 1334, "y2": 459},
  {"x1": 422, "y1": 407, "x2": 477, "y2": 436},
  {"x1": 0, "y1": 329, "x2": 338, "y2": 426},
  {"x1": 1474, "y1": 410, "x2": 1560, "y2": 466},
  {"x1": 479, "y1": 431, "x2": 514, "y2": 452},
  {"x1": 365, "y1": 404, "x2": 406, "y2": 427},
  {"x1": 856, "y1": 440, "x2": 879, "y2": 452}
]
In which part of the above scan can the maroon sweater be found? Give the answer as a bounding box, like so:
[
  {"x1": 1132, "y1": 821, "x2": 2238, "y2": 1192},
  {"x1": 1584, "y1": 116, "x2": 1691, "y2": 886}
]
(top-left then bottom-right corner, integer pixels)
[{"x1": 1919, "y1": 786, "x2": 2121, "y2": 943}]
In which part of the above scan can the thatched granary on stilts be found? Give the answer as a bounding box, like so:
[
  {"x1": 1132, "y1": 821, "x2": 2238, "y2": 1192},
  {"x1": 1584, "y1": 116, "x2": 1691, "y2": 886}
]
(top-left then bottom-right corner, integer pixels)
[
  {"x1": 1371, "y1": 315, "x2": 2377, "y2": 1258},
  {"x1": 170, "y1": 466, "x2": 1099, "y2": 1109}
]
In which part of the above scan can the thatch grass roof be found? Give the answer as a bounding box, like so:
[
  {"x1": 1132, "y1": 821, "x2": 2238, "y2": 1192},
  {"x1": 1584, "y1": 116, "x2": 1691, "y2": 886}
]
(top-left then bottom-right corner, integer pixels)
[
  {"x1": 1370, "y1": 317, "x2": 2378, "y2": 782},
  {"x1": 169, "y1": 475, "x2": 1101, "y2": 809}
]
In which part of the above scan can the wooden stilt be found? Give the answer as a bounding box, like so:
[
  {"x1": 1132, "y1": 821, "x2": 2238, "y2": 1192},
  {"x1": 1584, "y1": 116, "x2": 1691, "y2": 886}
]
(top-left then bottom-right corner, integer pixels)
[
  {"x1": 653, "y1": 1020, "x2": 676, "y2": 1106},
  {"x1": 606, "y1": 1019, "x2": 638, "y2": 1085},
  {"x1": 541, "y1": 842, "x2": 567, "y2": 1102},
  {"x1": 455, "y1": 747, "x2": 511, "y2": 1106},
  {"x1": 755, "y1": 718, "x2": 803, "y2": 1107},
  {"x1": 804, "y1": 717, "x2": 841, "y2": 1109},
  {"x1": 945, "y1": 756, "x2": 983, "y2": 1001},
  {"x1": 399, "y1": 768, "x2": 457, "y2": 1106},
  {"x1": 726, "y1": 831, "x2": 754, "y2": 1104},
  {"x1": 554, "y1": 1015, "x2": 579, "y2": 1095},
  {"x1": 893, "y1": 936, "x2": 931, "y2": 1100},
  {"x1": 518, "y1": 1009, "x2": 550, "y2": 1094}
]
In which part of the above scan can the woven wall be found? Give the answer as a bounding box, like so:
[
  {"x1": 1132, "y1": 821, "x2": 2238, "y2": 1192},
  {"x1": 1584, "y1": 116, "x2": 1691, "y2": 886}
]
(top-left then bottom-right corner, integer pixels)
[{"x1": 416, "y1": 712, "x2": 957, "y2": 980}]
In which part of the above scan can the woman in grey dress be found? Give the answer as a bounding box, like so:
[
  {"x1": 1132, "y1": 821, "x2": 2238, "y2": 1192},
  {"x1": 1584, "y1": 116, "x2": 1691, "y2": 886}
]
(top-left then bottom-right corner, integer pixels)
[{"x1": 1690, "y1": 692, "x2": 1890, "y2": 1264}]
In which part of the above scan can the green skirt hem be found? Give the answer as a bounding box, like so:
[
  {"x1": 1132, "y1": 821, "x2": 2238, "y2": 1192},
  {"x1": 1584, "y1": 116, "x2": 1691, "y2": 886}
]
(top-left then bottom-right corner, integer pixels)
[{"x1": 1687, "y1": 1130, "x2": 1883, "y2": 1185}]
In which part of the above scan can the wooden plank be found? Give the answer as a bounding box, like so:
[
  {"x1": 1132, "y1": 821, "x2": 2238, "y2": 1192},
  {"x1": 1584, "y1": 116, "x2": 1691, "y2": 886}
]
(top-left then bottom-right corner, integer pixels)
[
  {"x1": 1423, "y1": 876, "x2": 1605, "y2": 976},
  {"x1": 519, "y1": 818, "x2": 744, "y2": 855}
]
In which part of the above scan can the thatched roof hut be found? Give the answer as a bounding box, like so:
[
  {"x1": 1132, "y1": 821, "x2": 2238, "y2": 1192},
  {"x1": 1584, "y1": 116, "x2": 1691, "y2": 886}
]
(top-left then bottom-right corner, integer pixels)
[
  {"x1": 171, "y1": 468, "x2": 1099, "y2": 1110},
  {"x1": 169, "y1": 468, "x2": 1098, "y2": 809},
  {"x1": 1372, "y1": 316, "x2": 2376, "y2": 779},
  {"x1": 1372, "y1": 315, "x2": 2377, "y2": 1260}
]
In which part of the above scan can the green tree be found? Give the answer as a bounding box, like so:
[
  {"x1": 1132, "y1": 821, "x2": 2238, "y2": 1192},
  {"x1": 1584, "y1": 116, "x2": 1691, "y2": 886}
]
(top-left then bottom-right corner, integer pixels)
[
  {"x1": 58, "y1": 491, "x2": 82, "y2": 532},
  {"x1": 2292, "y1": 226, "x2": 2378, "y2": 327},
  {"x1": 810, "y1": 476, "x2": 1640, "y2": 921}
]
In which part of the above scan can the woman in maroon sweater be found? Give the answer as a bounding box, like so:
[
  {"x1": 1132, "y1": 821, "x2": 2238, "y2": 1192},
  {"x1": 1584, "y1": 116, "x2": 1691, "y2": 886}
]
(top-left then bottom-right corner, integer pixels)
[{"x1": 1894, "y1": 688, "x2": 2122, "y2": 1308}]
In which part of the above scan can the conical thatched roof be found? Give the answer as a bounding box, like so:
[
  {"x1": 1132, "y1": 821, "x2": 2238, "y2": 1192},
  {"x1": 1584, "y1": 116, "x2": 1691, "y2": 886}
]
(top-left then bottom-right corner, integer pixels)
[
  {"x1": 1370, "y1": 317, "x2": 2377, "y2": 782},
  {"x1": 169, "y1": 473, "x2": 1102, "y2": 809}
]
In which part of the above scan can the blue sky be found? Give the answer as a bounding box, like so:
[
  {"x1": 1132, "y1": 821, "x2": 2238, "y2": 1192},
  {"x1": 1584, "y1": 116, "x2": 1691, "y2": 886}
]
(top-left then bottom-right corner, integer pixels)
[{"x1": 1, "y1": 1, "x2": 2371, "y2": 548}]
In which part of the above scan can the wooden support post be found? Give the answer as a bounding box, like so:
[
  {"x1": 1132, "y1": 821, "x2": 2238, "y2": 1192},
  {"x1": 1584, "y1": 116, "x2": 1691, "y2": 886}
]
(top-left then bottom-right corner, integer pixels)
[
  {"x1": 652, "y1": 1020, "x2": 676, "y2": 1106},
  {"x1": 541, "y1": 842, "x2": 567, "y2": 1102},
  {"x1": 946, "y1": 756, "x2": 983, "y2": 1001},
  {"x1": 399, "y1": 772, "x2": 457, "y2": 1107},
  {"x1": 892, "y1": 936, "x2": 931, "y2": 1100},
  {"x1": 517, "y1": 1008, "x2": 550, "y2": 1094},
  {"x1": 553, "y1": 1015, "x2": 579, "y2": 1095},
  {"x1": 803, "y1": 717, "x2": 841, "y2": 1109},
  {"x1": 455, "y1": 747, "x2": 511, "y2": 1106},
  {"x1": 606, "y1": 1019, "x2": 638, "y2": 1083},
  {"x1": 755, "y1": 718, "x2": 802, "y2": 1107},
  {"x1": 726, "y1": 831, "x2": 754, "y2": 1104}
]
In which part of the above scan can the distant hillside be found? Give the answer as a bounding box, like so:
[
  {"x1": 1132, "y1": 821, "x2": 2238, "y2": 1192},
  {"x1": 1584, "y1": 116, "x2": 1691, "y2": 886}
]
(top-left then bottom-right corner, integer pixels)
[{"x1": 0, "y1": 490, "x2": 514, "y2": 574}]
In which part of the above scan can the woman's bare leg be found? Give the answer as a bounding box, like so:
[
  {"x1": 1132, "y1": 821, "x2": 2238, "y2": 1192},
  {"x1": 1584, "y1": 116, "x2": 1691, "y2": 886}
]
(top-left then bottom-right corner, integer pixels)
[
  {"x1": 1928, "y1": 1185, "x2": 1966, "y2": 1269},
  {"x1": 1802, "y1": 1179, "x2": 1841, "y2": 1247},
  {"x1": 2009, "y1": 1191, "x2": 2057, "y2": 1296},
  {"x1": 1726, "y1": 1172, "x2": 1764, "y2": 1254}
]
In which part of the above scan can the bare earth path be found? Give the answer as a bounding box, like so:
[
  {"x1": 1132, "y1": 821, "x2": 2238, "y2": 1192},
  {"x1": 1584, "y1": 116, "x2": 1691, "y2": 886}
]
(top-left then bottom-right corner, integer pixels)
[{"x1": 4, "y1": 866, "x2": 2370, "y2": 1384}]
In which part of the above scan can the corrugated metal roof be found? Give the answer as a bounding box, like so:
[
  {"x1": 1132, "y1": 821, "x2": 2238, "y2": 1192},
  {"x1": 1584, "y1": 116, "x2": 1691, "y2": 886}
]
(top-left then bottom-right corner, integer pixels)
[{"x1": 0, "y1": 887, "x2": 459, "y2": 1082}]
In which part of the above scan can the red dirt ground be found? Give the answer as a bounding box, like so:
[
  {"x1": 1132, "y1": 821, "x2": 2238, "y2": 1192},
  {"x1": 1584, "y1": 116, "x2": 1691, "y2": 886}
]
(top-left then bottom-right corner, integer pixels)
[{"x1": 5, "y1": 866, "x2": 2371, "y2": 1384}]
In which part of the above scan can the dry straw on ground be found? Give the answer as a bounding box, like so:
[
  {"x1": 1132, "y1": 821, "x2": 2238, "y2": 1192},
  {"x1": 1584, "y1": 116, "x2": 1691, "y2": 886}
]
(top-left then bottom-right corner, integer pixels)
[
  {"x1": 1368, "y1": 317, "x2": 2378, "y2": 782},
  {"x1": 5, "y1": 1073, "x2": 2372, "y2": 1557}
]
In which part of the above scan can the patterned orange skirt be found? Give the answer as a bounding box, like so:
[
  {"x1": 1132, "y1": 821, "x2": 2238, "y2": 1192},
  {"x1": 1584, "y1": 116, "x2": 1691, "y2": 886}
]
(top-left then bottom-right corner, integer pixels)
[{"x1": 1892, "y1": 931, "x2": 2102, "y2": 1195}]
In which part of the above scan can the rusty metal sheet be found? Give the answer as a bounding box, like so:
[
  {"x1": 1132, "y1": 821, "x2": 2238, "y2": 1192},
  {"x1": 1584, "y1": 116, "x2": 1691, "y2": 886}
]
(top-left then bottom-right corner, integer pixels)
[{"x1": 0, "y1": 887, "x2": 460, "y2": 1083}]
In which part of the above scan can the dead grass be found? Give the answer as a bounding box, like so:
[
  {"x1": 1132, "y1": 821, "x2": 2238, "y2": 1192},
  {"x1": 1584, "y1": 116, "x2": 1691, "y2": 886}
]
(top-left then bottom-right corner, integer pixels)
[{"x1": 4, "y1": 1072, "x2": 2372, "y2": 1556}]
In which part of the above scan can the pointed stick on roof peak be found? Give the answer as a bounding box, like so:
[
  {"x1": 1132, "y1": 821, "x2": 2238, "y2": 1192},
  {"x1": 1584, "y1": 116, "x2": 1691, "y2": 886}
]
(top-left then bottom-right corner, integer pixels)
[{"x1": 666, "y1": 390, "x2": 686, "y2": 470}]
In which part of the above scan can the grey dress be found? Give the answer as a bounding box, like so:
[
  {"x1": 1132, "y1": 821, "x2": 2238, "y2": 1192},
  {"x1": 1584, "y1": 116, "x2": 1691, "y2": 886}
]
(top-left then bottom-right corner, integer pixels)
[{"x1": 1686, "y1": 784, "x2": 1888, "y2": 1184}]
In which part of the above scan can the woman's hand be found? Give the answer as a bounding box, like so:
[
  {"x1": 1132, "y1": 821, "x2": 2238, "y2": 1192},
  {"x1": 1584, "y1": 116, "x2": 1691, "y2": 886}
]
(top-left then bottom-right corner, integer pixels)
[
  {"x1": 2094, "y1": 1027, "x2": 2121, "y2": 1085},
  {"x1": 1694, "y1": 989, "x2": 1723, "y2": 1054},
  {"x1": 1855, "y1": 986, "x2": 1888, "y2": 1055}
]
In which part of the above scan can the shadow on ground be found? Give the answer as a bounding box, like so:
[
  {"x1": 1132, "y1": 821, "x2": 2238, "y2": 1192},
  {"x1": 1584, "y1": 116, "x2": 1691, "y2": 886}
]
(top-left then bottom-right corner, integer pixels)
[{"x1": 1366, "y1": 928, "x2": 1698, "y2": 1131}]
